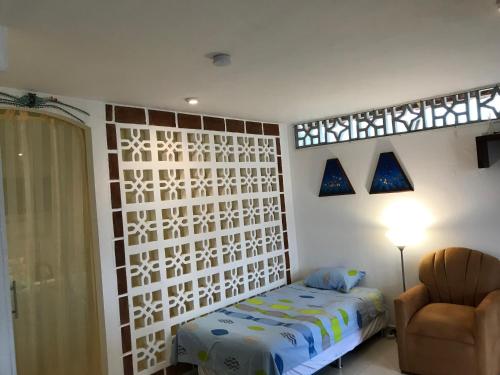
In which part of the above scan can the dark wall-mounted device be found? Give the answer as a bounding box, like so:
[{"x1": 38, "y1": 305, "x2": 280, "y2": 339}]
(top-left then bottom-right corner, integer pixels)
[{"x1": 476, "y1": 134, "x2": 500, "y2": 168}]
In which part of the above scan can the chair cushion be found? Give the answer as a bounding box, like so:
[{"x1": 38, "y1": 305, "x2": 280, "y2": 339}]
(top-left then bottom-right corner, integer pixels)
[{"x1": 407, "y1": 303, "x2": 475, "y2": 344}]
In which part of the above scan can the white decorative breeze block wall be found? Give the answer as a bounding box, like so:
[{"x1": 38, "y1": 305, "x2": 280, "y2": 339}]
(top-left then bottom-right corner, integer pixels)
[{"x1": 106, "y1": 106, "x2": 290, "y2": 375}]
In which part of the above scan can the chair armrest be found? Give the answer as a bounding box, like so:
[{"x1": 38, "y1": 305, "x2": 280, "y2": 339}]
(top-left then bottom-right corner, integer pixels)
[
  {"x1": 476, "y1": 289, "x2": 500, "y2": 327},
  {"x1": 394, "y1": 284, "x2": 430, "y2": 329},
  {"x1": 475, "y1": 289, "x2": 500, "y2": 375},
  {"x1": 394, "y1": 284, "x2": 429, "y2": 372}
]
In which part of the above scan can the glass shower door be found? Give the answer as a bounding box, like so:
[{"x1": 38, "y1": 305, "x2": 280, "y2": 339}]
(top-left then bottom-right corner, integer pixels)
[{"x1": 0, "y1": 109, "x2": 102, "y2": 375}]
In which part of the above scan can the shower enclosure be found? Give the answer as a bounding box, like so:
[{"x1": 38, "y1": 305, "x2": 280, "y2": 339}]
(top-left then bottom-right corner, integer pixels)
[{"x1": 0, "y1": 109, "x2": 102, "y2": 375}]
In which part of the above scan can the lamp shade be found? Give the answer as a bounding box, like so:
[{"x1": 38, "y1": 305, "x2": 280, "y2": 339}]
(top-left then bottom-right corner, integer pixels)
[
  {"x1": 382, "y1": 199, "x2": 432, "y2": 247},
  {"x1": 0, "y1": 26, "x2": 7, "y2": 71},
  {"x1": 386, "y1": 228, "x2": 425, "y2": 247}
]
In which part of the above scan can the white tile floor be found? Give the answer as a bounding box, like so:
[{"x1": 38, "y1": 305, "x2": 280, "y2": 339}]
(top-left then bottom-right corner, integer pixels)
[{"x1": 316, "y1": 335, "x2": 400, "y2": 375}]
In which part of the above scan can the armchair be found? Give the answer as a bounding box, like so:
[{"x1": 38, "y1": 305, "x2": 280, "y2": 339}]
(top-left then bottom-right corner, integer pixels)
[{"x1": 394, "y1": 247, "x2": 500, "y2": 375}]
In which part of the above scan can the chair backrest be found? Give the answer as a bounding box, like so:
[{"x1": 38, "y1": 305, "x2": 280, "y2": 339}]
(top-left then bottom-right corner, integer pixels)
[{"x1": 419, "y1": 247, "x2": 500, "y2": 306}]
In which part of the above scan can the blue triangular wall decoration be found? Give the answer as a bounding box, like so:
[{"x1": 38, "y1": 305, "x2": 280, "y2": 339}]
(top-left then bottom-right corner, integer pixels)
[
  {"x1": 370, "y1": 152, "x2": 413, "y2": 194},
  {"x1": 319, "y1": 158, "x2": 355, "y2": 197}
]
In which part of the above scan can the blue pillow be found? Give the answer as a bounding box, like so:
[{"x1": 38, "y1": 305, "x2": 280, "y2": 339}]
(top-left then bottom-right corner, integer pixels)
[{"x1": 304, "y1": 267, "x2": 366, "y2": 293}]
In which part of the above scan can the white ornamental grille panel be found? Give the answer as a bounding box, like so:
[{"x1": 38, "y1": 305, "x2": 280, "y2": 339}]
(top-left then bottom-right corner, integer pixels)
[
  {"x1": 295, "y1": 84, "x2": 500, "y2": 148},
  {"x1": 116, "y1": 124, "x2": 286, "y2": 374}
]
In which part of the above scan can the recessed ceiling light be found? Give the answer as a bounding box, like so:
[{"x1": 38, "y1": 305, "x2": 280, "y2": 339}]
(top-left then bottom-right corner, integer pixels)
[
  {"x1": 17, "y1": 152, "x2": 23, "y2": 156},
  {"x1": 185, "y1": 97, "x2": 199, "y2": 105}
]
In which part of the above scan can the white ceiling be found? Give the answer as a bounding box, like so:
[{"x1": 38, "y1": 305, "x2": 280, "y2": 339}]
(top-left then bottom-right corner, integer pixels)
[{"x1": 0, "y1": 0, "x2": 499, "y2": 124}]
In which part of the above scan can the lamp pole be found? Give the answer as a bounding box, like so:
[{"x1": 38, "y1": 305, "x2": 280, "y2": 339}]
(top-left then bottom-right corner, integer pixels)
[{"x1": 398, "y1": 246, "x2": 406, "y2": 292}]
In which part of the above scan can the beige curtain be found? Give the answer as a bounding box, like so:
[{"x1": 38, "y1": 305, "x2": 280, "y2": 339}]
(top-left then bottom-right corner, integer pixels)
[{"x1": 0, "y1": 110, "x2": 101, "y2": 375}]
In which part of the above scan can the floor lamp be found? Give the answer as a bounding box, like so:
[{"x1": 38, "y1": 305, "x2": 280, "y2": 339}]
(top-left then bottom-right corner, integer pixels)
[
  {"x1": 387, "y1": 229, "x2": 422, "y2": 293},
  {"x1": 397, "y1": 245, "x2": 407, "y2": 292},
  {"x1": 383, "y1": 198, "x2": 431, "y2": 297}
]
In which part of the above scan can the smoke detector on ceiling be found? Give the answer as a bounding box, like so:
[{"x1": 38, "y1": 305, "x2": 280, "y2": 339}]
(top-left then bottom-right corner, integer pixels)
[
  {"x1": 211, "y1": 53, "x2": 231, "y2": 67},
  {"x1": 0, "y1": 26, "x2": 7, "y2": 71}
]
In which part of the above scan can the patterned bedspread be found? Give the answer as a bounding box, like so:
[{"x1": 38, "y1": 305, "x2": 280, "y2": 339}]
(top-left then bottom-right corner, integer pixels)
[{"x1": 173, "y1": 282, "x2": 385, "y2": 375}]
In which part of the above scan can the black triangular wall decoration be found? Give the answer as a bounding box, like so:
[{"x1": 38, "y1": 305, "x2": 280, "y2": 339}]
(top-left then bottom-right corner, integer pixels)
[
  {"x1": 370, "y1": 152, "x2": 413, "y2": 194},
  {"x1": 319, "y1": 158, "x2": 355, "y2": 197}
]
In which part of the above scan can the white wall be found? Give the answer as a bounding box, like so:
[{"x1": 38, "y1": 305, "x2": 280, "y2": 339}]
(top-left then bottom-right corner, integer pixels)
[
  {"x1": 287, "y1": 123, "x2": 500, "y2": 319},
  {"x1": 279, "y1": 122, "x2": 299, "y2": 278}
]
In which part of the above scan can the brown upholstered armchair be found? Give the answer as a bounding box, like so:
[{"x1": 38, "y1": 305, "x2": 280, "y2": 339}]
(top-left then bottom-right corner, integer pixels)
[{"x1": 395, "y1": 247, "x2": 500, "y2": 375}]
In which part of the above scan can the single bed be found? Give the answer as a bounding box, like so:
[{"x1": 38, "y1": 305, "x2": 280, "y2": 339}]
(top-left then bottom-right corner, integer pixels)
[{"x1": 172, "y1": 282, "x2": 387, "y2": 375}]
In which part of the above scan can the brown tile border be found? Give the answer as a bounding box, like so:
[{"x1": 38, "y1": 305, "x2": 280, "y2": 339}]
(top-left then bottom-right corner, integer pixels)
[
  {"x1": 115, "y1": 106, "x2": 146, "y2": 124},
  {"x1": 149, "y1": 110, "x2": 176, "y2": 127},
  {"x1": 123, "y1": 355, "x2": 134, "y2": 375},
  {"x1": 119, "y1": 295, "x2": 130, "y2": 325},
  {"x1": 110, "y1": 182, "x2": 122, "y2": 209},
  {"x1": 203, "y1": 116, "x2": 225, "y2": 131},
  {"x1": 283, "y1": 231, "x2": 289, "y2": 250},
  {"x1": 280, "y1": 194, "x2": 286, "y2": 213},
  {"x1": 284, "y1": 251, "x2": 290, "y2": 269},
  {"x1": 115, "y1": 240, "x2": 126, "y2": 267},
  {"x1": 281, "y1": 213, "x2": 287, "y2": 231},
  {"x1": 106, "y1": 123, "x2": 117, "y2": 150},
  {"x1": 106, "y1": 121, "x2": 135, "y2": 375},
  {"x1": 178, "y1": 113, "x2": 202, "y2": 129},
  {"x1": 226, "y1": 119, "x2": 245, "y2": 133},
  {"x1": 113, "y1": 211, "x2": 124, "y2": 238},
  {"x1": 108, "y1": 154, "x2": 120, "y2": 180},
  {"x1": 263, "y1": 123, "x2": 280, "y2": 136},
  {"x1": 277, "y1": 157, "x2": 283, "y2": 174},
  {"x1": 276, "y1": 138, "x2": 281, "y2": 155},
  {"x1": 106, "y1": 104, "x2": 113, "y2": 122},
  {"x1": 121, "y1": 325, "x2": 132, "y2": 353},
  {"x1": 116, "y1": 267, "x2": 128, "y2": 295},
  {"x1": 108, "y1": 102, "x2": 282, "y2": 137},
  {"x1": 245, "y1": 121, "x2": 263, "y2": 135}
]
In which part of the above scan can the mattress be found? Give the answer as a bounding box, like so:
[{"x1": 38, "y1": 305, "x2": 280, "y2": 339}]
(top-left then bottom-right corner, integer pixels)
[{"x1": 172, "y1": 282, "x2": 386, "y2": 375}]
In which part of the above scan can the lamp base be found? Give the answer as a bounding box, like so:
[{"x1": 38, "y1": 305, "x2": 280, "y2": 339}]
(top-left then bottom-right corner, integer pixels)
[{"x1": 383, "y1": 326, "x2": 397, "y2": 340}]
